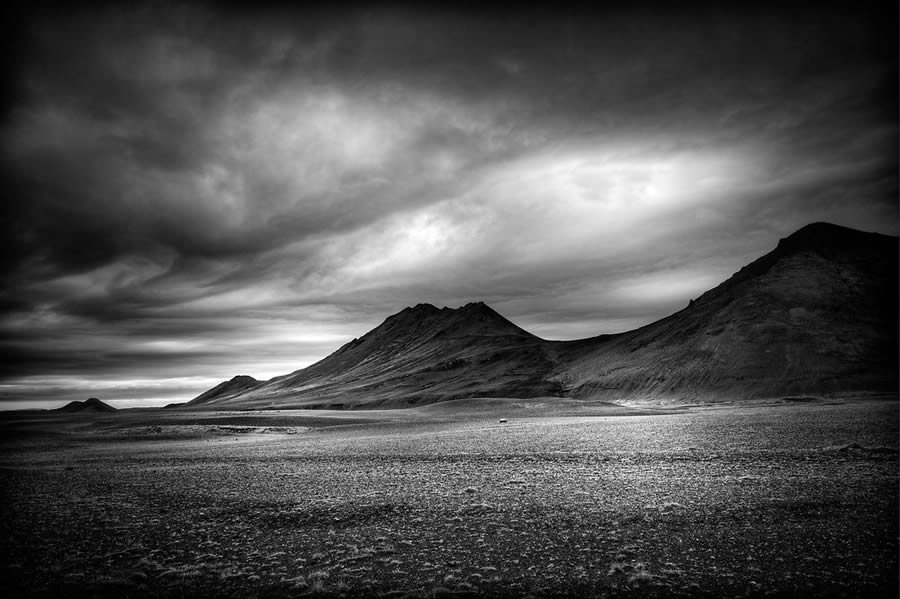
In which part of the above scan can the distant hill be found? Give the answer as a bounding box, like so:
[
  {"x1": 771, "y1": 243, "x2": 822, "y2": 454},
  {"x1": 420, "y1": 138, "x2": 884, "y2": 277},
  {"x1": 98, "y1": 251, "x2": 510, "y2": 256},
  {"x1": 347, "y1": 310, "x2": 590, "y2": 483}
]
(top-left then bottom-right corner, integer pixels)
[
  {"x1": 186, "y1": 222, "x2": 898, "y2": 409},
  {"x1": 185, "y1": 375, "x2": 260, "y2": 407},
  {"x1": 56, "y1": 397, "x2": 117, "y2": 413}
]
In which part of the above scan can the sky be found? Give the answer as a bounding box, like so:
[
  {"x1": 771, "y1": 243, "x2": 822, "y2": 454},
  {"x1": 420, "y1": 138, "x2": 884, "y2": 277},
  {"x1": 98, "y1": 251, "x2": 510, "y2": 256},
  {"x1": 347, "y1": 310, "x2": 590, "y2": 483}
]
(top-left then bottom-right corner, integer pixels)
[{"x1": 1, "y1": 2, "x2": 897, "y2": 409}]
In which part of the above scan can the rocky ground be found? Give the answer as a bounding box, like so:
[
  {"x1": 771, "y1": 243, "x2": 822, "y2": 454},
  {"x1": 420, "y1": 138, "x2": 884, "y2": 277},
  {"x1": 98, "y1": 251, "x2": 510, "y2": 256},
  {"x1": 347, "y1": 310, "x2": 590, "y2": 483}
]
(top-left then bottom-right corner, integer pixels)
[{"x1": 0, "y1": 398, "x2": 897, "y2": 598}]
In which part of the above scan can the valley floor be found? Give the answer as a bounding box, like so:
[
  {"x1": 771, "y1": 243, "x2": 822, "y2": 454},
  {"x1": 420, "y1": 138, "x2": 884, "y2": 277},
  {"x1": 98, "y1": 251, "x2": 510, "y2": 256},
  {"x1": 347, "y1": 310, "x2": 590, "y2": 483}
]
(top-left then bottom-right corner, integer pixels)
[{"x1": 0, "y1": 398, "x2": 897, "y2": 598}]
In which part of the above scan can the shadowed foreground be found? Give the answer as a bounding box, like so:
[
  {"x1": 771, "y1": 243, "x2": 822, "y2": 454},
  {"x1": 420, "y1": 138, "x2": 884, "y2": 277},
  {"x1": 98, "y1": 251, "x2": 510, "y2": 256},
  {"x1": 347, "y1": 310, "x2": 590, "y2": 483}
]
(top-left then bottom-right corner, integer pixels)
[{"x1": 1, "y1": 398, "x2": 897, "y2": 598}]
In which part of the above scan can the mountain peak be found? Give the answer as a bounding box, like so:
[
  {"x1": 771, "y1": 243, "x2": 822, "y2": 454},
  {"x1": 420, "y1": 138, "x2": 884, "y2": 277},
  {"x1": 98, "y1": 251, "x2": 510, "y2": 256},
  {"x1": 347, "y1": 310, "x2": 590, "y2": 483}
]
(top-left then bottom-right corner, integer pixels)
[
  {"x1": 396, "y1": 301, "x2": 495, "y2": 316},
  {"x1": 700, "y1": 221, "x2": 895, "y2": 301},
  {"x1": 459, "y1": 301, "x2": 489, "y2": 311},
  {"x1": 777, "y1": 221, "x2": 884, "y2": 252},
  {"x1": 56, "y1": 397, "x2": 117, "y2": 413},
  {"x1": 379, "y1": 301, "x2": 522, "y2": 334},
  {"x1": 407, "y1": 303, "x2": 439, "y2": 312},
  {"x1": 454, "y1": 301, "x2": 511, "y2": 322},
  {"x1": 390, "y1": 303, "x2": 442, "y2": 319}
]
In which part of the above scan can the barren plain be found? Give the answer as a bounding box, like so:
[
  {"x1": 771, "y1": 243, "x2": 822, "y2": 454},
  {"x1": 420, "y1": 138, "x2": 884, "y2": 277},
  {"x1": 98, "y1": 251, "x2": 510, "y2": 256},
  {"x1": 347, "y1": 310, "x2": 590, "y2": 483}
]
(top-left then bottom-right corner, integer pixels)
[{"x1": 1, "y1": 397, "x2": 897, "y2": 598}]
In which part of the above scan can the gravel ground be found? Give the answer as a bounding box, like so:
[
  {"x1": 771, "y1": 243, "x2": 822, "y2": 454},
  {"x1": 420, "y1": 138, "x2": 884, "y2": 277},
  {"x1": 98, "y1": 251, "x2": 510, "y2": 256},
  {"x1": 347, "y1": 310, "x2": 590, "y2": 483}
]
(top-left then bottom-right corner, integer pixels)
[{"x1": 0, "y1": 399, "x2": 896, "y2": 598}]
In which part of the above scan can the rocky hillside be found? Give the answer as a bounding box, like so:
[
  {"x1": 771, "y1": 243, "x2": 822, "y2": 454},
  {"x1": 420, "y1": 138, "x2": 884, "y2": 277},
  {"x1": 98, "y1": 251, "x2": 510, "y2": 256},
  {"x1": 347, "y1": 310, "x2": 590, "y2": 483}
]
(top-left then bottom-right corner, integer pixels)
[{"x1": 554, "y1": 222, "x2": 899, "y2": 402}]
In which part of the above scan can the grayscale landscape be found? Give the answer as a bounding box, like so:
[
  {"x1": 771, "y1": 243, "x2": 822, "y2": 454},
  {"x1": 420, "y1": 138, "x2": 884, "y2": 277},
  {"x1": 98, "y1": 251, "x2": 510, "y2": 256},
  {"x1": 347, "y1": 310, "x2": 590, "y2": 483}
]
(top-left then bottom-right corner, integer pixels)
[
  {"x1": 2, "y1": 220, "x2": 897, "y2": 598},
  {"x1": 1, "y1": 2, "x2": 897, "y2": 598}
]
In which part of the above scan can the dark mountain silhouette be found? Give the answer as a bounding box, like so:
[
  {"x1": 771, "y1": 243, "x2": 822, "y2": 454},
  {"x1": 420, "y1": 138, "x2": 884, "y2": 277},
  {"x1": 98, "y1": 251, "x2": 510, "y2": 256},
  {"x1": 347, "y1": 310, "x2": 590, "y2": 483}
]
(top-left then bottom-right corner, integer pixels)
[
  {"x1": 57, "y1": 397, "x2": 117, "y2": 413},
  {"x1": 187, "y1": 223, "x2": 898, "y2": 409}
]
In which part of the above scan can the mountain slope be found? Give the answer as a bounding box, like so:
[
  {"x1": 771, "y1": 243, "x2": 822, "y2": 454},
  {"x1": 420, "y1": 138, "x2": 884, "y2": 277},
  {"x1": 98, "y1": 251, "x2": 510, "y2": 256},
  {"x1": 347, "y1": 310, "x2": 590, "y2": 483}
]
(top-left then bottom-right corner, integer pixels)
[
  {"x1": 188, "y1": 223, "x2": 898, "y2": 409},
  {"x1": 190, "y1": 302, "x2": 562, "y2": 409},
  {"x1": 554, "y1": 222, "x2": 899, "y2": 401},
  {"x1": 185, "y1": 375, "x2": 260, "y2": 407}
]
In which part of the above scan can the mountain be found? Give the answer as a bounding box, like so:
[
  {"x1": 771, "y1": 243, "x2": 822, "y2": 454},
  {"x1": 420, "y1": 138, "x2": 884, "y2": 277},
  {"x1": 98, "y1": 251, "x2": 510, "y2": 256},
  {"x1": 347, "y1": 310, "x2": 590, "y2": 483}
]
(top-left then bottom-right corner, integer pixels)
[
  {"x1": 554, "y1": 222, "x2": 899, "y2": 401},
  {"x1": 189, "y1": 303, "x2": 563, "y2": 409},
  {"x1": 56, "y1": 397, "x2": 117, "y2": 413},
  {"x1": 187, "y1": 222, "x2": 898, "y2": 409}
]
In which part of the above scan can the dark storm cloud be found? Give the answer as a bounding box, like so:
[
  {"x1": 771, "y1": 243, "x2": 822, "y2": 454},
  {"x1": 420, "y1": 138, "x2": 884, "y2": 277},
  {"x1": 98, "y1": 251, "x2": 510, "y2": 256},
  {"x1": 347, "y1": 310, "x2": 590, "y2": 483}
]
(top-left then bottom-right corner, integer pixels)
[{"x1": 2, "y1": 2, "x2": 896, "y2": 406}]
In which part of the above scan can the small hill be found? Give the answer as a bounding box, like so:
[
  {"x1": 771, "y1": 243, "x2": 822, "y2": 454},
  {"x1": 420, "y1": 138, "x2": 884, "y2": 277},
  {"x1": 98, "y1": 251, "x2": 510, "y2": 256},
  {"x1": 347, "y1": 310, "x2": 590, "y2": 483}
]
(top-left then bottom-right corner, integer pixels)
[
  {"x1": 56, "y1": 397, "x2": 117, "y2": 413},
  {"x1": 185, "y1": 375, "x2": 260, "y2": 407}
]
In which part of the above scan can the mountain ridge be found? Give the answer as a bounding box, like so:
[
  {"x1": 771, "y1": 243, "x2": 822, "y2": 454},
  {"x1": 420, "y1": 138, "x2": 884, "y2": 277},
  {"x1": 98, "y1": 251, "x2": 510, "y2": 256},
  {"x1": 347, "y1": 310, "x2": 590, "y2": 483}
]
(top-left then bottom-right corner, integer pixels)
[
  {"x1": 185, "y1": 222, "x2": 898, "y2": 409},
  {"x1": 57, "y1": 397, "x2": 117, "y2": 413}
]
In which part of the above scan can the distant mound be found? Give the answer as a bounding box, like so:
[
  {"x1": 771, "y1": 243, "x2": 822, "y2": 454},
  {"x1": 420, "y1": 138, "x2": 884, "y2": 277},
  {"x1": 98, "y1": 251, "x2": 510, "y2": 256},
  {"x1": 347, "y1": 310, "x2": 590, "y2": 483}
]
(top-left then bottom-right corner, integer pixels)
[
  {"x1": 57, "y1": 397, "x2": 117, "y2": 413},
  {"x1": 189, "y1": 222, "x2": 898, "y2": 408},
  {"x1": 185, "y1": 375, "x2": 260, "y2": 407}
]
